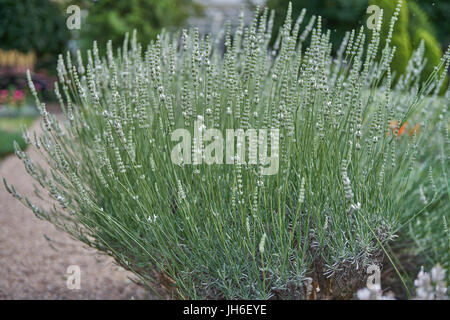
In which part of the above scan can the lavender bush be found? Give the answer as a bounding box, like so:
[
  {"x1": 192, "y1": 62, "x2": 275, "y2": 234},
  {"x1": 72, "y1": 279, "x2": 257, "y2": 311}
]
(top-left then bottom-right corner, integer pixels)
[{"x1": 4, "y1": 1, "x2": 449, "y2": 299}]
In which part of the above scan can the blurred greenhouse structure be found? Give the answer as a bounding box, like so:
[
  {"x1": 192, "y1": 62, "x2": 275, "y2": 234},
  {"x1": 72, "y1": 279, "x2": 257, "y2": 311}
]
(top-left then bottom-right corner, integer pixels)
[{"x1": 189, "y1": 0, "x2": 265, "y2": 34}]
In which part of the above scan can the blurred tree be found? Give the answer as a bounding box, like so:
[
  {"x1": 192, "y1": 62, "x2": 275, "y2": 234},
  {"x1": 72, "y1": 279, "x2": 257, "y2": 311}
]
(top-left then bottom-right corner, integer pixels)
[
  {"x1": 74, "y1": 0, "x2": 203, "y2": 51},
  {"x1": 419, "y1": 1, "x2": 450, "y2": 50},
  {"x1": 407, "y1": 0, "x2": 443, "y2": 83},
  {"x1": 0, "y1": 0, "x2": 69, "y2": 69}
]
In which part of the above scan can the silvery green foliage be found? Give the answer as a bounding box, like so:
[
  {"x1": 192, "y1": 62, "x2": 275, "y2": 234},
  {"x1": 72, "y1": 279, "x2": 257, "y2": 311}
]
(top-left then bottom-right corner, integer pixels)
[
  {"x1": 399, "y1": 88, "x2": 449, "y2": 285},
  {"x1": 4, "y1": 1, "x2": 450, "y2": 299}
]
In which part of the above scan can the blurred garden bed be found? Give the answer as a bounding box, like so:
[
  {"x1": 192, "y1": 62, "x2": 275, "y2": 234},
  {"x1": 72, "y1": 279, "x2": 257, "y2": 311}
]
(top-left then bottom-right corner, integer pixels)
[
  {"x1": 0, "y1": 114, "x2": 35, "y2": 159},
  {"x1": 0, "y1": 70, "x2": 57, "y2": 160},
  {"x1": 0, "y1": 88, "x2": 38, "y2": 159}
]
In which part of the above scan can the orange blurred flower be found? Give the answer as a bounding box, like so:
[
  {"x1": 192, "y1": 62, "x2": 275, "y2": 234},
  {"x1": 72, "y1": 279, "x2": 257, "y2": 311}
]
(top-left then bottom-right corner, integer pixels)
[
  {"x1": 388, "y1": 121, "x2": 420, "y2": 137},
  {"x1": 397, "y1": 122, "x2": 407, "y2": 136}
]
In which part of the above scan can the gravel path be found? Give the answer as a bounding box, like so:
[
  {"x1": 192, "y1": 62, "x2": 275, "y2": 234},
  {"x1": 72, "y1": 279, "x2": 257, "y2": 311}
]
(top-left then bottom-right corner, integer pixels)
[{"x1": 0, "y1": 117, "x2": 156, "y2": 299}]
